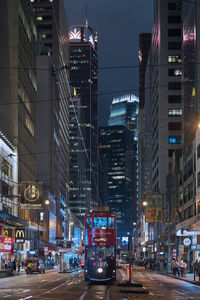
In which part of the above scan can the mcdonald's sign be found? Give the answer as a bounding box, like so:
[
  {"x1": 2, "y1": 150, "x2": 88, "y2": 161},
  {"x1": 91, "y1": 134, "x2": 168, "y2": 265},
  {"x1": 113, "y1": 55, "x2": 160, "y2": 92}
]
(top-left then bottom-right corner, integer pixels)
[{"x1": 15, "y1": 228, "x2": 25, "y2": 243}]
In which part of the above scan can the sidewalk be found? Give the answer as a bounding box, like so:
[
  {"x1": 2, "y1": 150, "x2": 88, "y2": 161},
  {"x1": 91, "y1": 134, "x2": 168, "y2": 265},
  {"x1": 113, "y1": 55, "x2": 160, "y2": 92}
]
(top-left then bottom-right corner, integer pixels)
[
  {"x1": 134, "y1": 265, "x2": 200, "y2": 286},
  {"x1": 168, "y1": 272, "x2": 200, "y2": 285}
]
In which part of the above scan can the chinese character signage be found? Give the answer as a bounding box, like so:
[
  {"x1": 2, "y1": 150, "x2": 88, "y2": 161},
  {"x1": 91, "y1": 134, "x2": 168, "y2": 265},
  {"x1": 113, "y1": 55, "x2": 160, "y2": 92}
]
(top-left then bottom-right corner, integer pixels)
[{"x1": 144, "y1": 194, "x2": 163, "y2": 223}]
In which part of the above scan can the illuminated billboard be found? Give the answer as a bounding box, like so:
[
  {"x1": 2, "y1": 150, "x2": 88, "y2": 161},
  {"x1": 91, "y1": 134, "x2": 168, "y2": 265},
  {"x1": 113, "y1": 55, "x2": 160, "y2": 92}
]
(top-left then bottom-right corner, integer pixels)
[{"x1": 49, "y1": 212, "x2": 56, "y2": 244}]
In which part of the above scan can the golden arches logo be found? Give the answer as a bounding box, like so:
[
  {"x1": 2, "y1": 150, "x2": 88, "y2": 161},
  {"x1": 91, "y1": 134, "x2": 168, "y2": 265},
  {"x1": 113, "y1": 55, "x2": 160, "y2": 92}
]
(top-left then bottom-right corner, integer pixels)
[
  {"x1": 16, "y1": 230, "x2": 24, "y2": 239},
  {"x1": 3, "y1": 230, "x2": 9, "y2": 237}
]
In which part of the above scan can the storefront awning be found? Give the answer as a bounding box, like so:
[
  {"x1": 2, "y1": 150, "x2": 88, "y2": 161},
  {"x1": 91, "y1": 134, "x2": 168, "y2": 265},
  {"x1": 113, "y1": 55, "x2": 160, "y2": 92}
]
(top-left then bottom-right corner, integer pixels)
[{"x1": 0, "y1": 212, "x2": 27, "y2": 227}]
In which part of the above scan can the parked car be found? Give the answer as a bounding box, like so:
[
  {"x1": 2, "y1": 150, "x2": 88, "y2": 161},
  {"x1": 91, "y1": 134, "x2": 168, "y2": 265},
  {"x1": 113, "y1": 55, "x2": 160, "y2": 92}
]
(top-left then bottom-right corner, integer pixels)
[{"x1": 25, "y1": 258, "x2": 45, "y2": 274}]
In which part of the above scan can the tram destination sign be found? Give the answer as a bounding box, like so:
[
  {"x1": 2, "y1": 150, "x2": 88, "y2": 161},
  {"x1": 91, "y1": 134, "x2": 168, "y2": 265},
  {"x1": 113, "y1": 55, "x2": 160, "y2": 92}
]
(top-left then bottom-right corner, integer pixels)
[{"x1": 93, "y1": 206, "x2": 109, "y2": 212}]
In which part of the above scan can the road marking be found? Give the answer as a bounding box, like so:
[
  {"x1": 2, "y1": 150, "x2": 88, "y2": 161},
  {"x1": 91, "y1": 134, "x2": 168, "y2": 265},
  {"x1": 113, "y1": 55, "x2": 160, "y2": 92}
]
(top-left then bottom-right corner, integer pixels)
[
  {"x1": 175, "y1": 290, "x2": 186, "y2": 296},
  {"x1": 19, "y1": 296, "x2": 33, "y2": 300},
  {"x1": 23, "y1": 290, "x2": 30, "y2": 293}
]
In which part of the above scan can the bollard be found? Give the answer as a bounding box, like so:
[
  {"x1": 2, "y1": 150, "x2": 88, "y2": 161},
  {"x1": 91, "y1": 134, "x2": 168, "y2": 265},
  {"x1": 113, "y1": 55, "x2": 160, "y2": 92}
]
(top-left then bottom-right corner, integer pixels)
[{"x1": 126, "y1": 265, "x2": 133, "y2": 281}]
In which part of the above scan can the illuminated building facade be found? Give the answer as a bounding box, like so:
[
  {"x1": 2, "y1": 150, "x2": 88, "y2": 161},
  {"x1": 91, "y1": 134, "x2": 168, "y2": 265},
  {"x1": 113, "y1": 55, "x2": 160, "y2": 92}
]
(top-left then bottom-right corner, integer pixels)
[
  {"x1": 69, "y1": 95, "x2": 86, "y2": 222},
  {"x1": 69, "y1": 25, "x2": 98, "y2": 212},
  {"x1": 108, "y1": 94, "x2": 139, "y2": 221},
  {"x1": 33, "y1": 0, "x2": 71, "y2": 241},
  {"x1": 108, "y1": 94, "x2": 139, "y2": 141},
  {"x1": 99, "y1": 126, "x2": 135, "y2": 240},
  {"x1": 0, "y1": 0, "x2": 37, "y2": 227},
  {"x1": 151, "y1": 0, "x2": 183, "y2": 195}
]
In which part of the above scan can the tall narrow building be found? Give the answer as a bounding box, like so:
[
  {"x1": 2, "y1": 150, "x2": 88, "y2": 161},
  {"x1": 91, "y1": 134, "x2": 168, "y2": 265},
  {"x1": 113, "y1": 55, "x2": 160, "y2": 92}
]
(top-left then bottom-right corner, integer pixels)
[
  {"x1": 69, "y1": 25, "x2": 98, "y2": 214},
  {"x1": 99, "y1": 125, "x2": 135, "y2": 240},
  {"x1": 0, "y1": 0, "x2": 37, "y2": 224},
  {"x1": 33, "y1": 0, "x2": 71, "y2": 241},
  {"x1": 151, "y1": 0, "x2": 183, "y2": 195},
  {"x1": 108, "y1": 95, "x2": 139, "y2": 220}
]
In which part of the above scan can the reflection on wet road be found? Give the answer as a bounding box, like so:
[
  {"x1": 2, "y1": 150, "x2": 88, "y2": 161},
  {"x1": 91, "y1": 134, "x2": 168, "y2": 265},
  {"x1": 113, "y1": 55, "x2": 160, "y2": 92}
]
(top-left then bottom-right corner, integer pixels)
[{"x1": 0, "y1": 267, "x2": 200, "y2": 299}]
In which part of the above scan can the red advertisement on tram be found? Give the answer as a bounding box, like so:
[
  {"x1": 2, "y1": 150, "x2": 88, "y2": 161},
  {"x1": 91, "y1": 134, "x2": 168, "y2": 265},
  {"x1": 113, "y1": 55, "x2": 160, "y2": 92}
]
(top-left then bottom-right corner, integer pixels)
[{"x1": 84, "y1": 207, "x2": 116, "y2": 282}]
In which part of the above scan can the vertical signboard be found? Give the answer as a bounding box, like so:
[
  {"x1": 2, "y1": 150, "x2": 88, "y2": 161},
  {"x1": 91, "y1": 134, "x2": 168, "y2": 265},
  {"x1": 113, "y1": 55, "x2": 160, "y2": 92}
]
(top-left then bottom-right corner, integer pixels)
[{"x1": 144, "y1": 194, "x2": 163, "y2": 223}]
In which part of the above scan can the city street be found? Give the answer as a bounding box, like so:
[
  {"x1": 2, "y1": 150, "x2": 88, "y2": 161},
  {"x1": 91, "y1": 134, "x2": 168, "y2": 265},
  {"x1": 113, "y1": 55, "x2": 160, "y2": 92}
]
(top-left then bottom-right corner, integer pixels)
[{"x1": 0, "y1": 267, "x2": 200, "y2": 299}]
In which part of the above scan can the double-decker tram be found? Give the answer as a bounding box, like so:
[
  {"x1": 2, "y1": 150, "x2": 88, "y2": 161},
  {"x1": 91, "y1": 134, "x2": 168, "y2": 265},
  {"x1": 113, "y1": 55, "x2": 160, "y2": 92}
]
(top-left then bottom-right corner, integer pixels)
[{"x1": 84, "y1": 207, "x2": 116, "y2": 282}]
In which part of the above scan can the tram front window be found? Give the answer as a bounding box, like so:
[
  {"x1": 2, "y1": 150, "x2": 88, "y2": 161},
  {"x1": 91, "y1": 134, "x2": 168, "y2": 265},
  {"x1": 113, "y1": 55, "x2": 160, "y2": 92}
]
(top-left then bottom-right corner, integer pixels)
[
  {"x1": 108, "y1": 217, "x2": 115, "y2": 229},
  {"x1": 94, "y1": 217, "x2": 107, "y2": 229},
  {"x1": 86, "y1": 217, "x2": 93, "y2": 229}
]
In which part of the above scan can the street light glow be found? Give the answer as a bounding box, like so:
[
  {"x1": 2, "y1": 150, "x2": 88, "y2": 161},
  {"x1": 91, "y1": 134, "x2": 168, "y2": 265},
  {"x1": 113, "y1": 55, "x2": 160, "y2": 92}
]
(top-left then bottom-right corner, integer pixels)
[
  {"x1": 143, "y1": 200, "x2": 148, "y2": 206},
  {"x1": 45, "y1": 199, "x2": 50, "y2": 206}
]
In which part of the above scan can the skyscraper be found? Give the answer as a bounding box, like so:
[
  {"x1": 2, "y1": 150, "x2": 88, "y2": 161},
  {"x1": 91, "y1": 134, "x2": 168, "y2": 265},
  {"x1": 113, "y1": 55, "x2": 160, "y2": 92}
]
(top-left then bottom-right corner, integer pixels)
[
  {"x1": 69, "y1": 25, "x2": 98, "y2": 213},
  {"x1": 151, "y1": 0, "x2": 183, "y2": 195},
  {"x1": 99, "y1": 125, "x2": 135, "y2": 240},
  {"x1": 108, "y1": 94, "x2": 139, "y2": 141},
  {"x1": 99, "y1": 94, "x2": 139, "y2": 241},
  {"x1": 0, "y1": 0, "x2": 37, "y2": 225},
  {"x1": 69, "y1": 94, "x2": 86, "y2": 222},
  {"x1": 138, "y1": 33, "x2": 152, "y2": 210},
  {"x1": 33, "y1": 0, "x2": 71, "y2": 240}
]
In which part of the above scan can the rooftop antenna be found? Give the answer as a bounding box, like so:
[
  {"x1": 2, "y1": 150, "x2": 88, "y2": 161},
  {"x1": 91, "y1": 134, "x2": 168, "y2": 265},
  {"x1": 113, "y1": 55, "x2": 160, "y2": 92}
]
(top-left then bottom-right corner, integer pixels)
[{"x1": 86, "y1": 0, "x2": 88, "y2": 27}]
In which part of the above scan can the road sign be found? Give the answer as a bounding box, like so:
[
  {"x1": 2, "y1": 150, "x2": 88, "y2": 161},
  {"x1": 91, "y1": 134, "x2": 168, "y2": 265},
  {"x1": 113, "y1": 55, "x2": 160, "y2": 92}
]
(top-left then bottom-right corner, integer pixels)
[{"x1": 183, "y1": 238, "x2": 191, "y2": 246}]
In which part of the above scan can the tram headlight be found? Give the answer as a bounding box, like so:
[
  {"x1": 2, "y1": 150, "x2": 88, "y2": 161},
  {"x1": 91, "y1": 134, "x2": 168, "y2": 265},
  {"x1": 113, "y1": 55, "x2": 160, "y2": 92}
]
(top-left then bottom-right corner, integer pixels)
[{"x1": 97, "y1": 267, "x2": 103, "y2": 273}]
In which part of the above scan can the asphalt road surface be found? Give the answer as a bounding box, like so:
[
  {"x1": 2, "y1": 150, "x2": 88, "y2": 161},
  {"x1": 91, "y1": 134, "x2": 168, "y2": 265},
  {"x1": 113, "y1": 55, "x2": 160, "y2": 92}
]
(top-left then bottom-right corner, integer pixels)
[{"x1": 0, "y1": 267, "x2": 200, "y2": 299}]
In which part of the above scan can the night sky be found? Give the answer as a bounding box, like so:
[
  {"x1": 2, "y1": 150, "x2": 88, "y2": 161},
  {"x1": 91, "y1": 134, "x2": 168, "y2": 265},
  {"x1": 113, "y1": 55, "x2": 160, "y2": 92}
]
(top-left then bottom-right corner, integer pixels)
[{"x1": 64, "y1": 0, "x2": 153, "y2": 125}]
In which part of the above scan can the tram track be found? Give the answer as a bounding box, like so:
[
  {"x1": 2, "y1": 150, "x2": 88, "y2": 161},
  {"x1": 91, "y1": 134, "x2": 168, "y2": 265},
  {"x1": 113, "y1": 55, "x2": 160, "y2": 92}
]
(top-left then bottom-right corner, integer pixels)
[{"x1": 78, "y1": 283, "x2": 110, "y2": 300}]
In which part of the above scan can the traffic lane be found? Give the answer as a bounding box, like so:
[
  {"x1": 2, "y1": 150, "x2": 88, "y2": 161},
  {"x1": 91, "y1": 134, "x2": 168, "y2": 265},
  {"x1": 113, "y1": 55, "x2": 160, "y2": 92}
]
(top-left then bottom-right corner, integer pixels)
[
  {"x1": 0, "y1": 269, "x2": 84, "y2": 299},
  {"x1": 132, "y1": 268, "x2": 200, "y2": 299}
]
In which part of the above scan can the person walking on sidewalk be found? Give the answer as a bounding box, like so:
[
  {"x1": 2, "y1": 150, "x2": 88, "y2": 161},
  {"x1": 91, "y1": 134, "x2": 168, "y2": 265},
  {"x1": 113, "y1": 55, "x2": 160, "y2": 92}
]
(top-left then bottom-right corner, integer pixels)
[
  {"x1": 194, "y1": 260, "x2": 199, "y2": 276},
  {"x1": 16, "y1": 261, "x2": 20, "y2": 274},
  {"x1": 182, "y1": 260, "x2": 187, "y2": 277},
  {"x1": 172, "y1": 260, "x2": 180, "y2": 276},
  {"x1": 197, "y1": 261, "x2": 200, "y2": 281}
]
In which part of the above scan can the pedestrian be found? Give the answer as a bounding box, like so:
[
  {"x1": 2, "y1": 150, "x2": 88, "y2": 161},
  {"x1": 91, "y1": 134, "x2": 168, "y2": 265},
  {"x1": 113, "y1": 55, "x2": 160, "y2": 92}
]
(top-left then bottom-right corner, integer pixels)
[
  {"x1": 5, "y1": 258, "x2": 8, "y2": 270},
  {"x1": 1, "y1": 258, "x2": 5, "y2": 271},
  {"x1": 172, "y1": 260, "x2": 179, "y2": 276},
  {"x1": 69, "y1": 257, "x2": 73, "y2": 270},
  {"x1": 183, "y1": 260, "x2": 187, "y2": 277},
  {"x1": 164, "y1": 258, "x2": 167, "y2": 273},
  {"x1": 193, "y1": 260, "x2": 199, "y2": 276},
  {"x1": 13, "y1": 259, "x2": 16, "y2": 275},
  {"x1": 17, "y1": 261, "x2": 20, "y2": 274},
  {"x1": 27, "y1": 261, "x2": 33, "y2": 274},
  {"x1": 197, "y1": 261, "x2": 200, "y2": 281}
]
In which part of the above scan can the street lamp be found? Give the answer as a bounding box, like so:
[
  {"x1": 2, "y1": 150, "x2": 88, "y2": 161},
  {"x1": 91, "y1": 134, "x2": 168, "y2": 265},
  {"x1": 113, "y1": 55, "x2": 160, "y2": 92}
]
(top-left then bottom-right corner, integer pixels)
[
  {"x1": 44, "y1": 199, "x2": 50, "y2": 206},
  {"x1": 143, "y1": 200, "x2": 148, "y2": 207}
]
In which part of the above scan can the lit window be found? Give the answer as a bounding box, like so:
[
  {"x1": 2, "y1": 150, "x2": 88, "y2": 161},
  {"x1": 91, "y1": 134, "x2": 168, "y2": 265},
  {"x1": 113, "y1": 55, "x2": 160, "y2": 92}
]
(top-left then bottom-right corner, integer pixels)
[
  {"x1": 26, "y1": 116, "x2": 34, "y2": 136},
  {"x1": 168, "y1": 136, "x2": 182, "y2": 144},
  {"x1": 36, "y1": 16, "x2": 43, "y2": 21},
  {"x1": 168, "y1": 109, "x2": 182, "y2": 116},
  {"x1": 168, "y1": 56, "x2": 181, "y2": 63}
]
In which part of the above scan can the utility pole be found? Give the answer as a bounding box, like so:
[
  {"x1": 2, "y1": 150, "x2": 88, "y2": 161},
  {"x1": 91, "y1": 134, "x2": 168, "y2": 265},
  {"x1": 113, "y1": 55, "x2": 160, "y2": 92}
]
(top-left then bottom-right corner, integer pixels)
[{"x1": 167, "y1": 201, "x2": 171, "y2": 273}]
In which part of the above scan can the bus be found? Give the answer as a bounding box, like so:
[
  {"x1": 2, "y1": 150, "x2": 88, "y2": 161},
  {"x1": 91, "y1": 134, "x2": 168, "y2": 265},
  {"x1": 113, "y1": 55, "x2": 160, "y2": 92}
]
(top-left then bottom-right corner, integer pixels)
[{"x1": 84, "y1": 207, "x2": 116, "y2": 282}]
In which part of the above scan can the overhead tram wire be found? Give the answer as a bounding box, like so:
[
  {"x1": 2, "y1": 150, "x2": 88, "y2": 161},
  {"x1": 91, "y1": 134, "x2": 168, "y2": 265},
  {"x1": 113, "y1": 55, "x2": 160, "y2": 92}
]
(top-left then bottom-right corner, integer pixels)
[{"x1": 0, "y1": 79, "x2": 188, "y2": 106}]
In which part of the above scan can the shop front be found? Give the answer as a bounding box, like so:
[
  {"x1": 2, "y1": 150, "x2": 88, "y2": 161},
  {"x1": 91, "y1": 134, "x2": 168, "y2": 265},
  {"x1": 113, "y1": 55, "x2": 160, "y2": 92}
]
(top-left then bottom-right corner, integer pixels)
[
  {"x1": 0, "y1": 237, "x2": 15, "y2": 270},
  {"x1": 59, "y1": 248, "x2": 80, "y2": 272}
]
